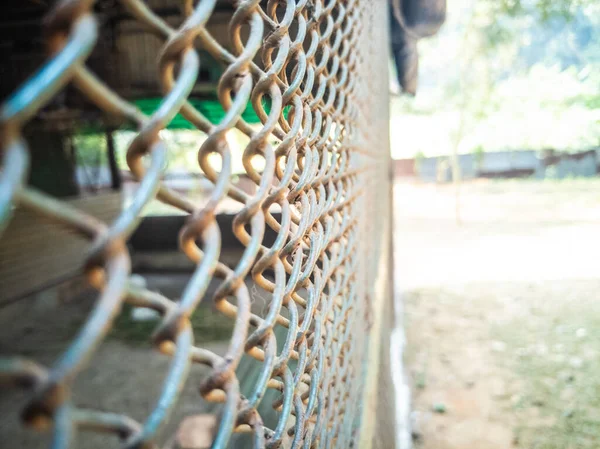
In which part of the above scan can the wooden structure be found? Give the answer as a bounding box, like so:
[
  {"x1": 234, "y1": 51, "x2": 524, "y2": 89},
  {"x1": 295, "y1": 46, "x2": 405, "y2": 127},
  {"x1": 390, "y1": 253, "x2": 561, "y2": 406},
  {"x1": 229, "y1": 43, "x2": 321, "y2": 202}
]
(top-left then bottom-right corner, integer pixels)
[
  {"x1": 0, "y1": 0, "x2": 236, "y2": 301},
  {"x1": 0, "y1": 0, "x2": 234, "y2": 121},
  {"x1": 0, "y1": 193, "x2": 123, "y2": 304}
]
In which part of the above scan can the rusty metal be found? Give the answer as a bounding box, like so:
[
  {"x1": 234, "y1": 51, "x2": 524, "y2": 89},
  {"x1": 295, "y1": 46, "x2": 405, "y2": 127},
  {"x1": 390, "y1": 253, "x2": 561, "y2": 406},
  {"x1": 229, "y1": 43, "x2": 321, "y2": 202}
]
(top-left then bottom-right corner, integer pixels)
[{"x1": 0, "y1": 0, "x2": 392, "y2": 448}]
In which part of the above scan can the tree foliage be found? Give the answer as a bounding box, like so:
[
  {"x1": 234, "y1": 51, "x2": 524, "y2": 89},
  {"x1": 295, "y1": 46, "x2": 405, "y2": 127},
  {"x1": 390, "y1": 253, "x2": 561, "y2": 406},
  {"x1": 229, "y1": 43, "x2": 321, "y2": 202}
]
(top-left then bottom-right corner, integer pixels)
[
  {"x1": 495, "y1": 0, "x2": 593, "y2": 21},
  {"x1": 389, "y1": 0, "x2": 600, "y2": 159}
]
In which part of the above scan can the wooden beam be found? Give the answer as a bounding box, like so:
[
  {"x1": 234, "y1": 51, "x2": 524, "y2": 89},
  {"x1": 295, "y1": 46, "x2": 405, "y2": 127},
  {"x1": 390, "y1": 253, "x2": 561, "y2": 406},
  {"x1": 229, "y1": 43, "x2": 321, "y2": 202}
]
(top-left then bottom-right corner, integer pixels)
[{"x1": 106, "y1": 130, "x2": 122, "y2": 191}]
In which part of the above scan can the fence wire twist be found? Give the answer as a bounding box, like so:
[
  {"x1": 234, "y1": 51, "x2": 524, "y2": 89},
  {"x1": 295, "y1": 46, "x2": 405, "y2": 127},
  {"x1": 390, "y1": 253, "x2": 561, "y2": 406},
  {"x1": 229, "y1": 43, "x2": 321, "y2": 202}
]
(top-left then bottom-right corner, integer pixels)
[{"x1": 0, "y1": 0, "x2": 392, "y2": 448}]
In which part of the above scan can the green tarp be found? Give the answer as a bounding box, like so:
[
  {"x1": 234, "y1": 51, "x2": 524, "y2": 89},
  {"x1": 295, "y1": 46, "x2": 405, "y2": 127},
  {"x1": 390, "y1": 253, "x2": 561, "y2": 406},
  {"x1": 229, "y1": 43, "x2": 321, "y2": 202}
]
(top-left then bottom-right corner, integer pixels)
[{"x1": 134, "y1": 97, "x2": 266, "y2": 128}]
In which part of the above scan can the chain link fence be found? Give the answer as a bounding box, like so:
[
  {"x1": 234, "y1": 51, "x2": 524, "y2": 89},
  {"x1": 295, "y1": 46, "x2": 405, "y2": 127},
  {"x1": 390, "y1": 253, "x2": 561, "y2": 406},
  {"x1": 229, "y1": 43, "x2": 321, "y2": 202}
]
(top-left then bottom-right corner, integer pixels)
[{"x1": 0, "y1": 0, "x2": 394, "y2": 448}]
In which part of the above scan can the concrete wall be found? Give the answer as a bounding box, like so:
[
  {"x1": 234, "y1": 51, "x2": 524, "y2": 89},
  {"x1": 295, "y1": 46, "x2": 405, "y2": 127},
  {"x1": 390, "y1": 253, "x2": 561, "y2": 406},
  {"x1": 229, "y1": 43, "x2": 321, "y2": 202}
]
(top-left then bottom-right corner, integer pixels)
[{"x1": 396, "y1": 149, "x2": 600, "y2": 182}]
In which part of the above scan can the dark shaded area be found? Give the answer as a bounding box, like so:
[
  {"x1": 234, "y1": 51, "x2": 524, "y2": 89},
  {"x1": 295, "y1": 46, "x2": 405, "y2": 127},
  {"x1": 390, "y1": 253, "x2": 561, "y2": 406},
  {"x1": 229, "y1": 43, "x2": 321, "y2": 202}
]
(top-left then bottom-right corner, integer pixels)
[
  {"x1": 26, "y1": 130, "x2": 79, "y2": 197},
  {"x1": 390, "y1": 0, "x2": 447, "y2": 95},
  {"x1": 128, "y1": 213, "x2": 281, "y2": 253},
  {"x1": 478, "y1": 168, "x2": 535, "y2": 179},
  {"x1": 400, "y1": 0, "x2": 446, "y2": 37}
]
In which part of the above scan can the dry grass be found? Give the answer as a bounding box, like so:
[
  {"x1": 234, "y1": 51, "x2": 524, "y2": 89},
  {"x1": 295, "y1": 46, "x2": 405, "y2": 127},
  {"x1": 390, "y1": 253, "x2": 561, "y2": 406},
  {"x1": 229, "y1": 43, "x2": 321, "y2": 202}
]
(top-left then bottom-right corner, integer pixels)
[
  {"x1": 493, "y1": 293, "x2": 600, "y2": 449},
  {"x1": 397, "y1": 179, "x2": 600, "y2": 449},
  {"x1": 110, "y1": 303, "x2": 234, "y2": 344}
]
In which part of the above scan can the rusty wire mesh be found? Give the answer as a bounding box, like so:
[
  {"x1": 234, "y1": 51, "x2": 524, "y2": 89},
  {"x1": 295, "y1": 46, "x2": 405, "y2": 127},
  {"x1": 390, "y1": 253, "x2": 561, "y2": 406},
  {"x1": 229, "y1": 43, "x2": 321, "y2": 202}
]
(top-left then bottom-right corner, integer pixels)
[{"x1": 0, "y1": 0, "x2": 393, "y2": 448}]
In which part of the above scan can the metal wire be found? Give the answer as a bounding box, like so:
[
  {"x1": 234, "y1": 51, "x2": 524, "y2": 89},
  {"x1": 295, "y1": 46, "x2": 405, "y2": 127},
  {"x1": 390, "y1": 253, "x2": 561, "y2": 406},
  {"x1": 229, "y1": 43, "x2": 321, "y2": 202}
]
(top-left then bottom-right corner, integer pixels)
[{"x1": 0, "y1": 0, "x2": 392, "y2": 448}]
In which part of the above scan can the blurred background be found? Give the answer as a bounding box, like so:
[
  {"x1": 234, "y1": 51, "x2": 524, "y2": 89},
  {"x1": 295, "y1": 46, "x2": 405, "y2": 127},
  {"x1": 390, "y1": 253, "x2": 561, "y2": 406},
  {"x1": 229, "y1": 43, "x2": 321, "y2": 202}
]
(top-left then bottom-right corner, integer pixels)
[
  {"x1": 393, "y1": 1, "x2": 600, "y2": 448},
  {"x1": 392, "y1": 0, "x2": 600, "y2": 170},
  {"x1": 1, "y1": 0, "x2": 599, "y2": 448}
]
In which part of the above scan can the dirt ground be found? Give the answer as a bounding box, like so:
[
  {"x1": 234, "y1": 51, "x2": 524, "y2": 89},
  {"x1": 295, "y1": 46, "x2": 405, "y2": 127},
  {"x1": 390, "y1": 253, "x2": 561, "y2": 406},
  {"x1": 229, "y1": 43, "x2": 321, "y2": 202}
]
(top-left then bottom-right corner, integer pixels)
[
  {"x1": 0, "y1": 272, "x2": 268, "y2": 448},
  {"x1": 4, "y1": 179, "x2": 600, "y2": 449},
  {"x1": 395, "y1": 180, "x2": 600, "y2": 449},
  {"x1": 0, "y1": 267, "x2": 294, "y2": 448}
]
